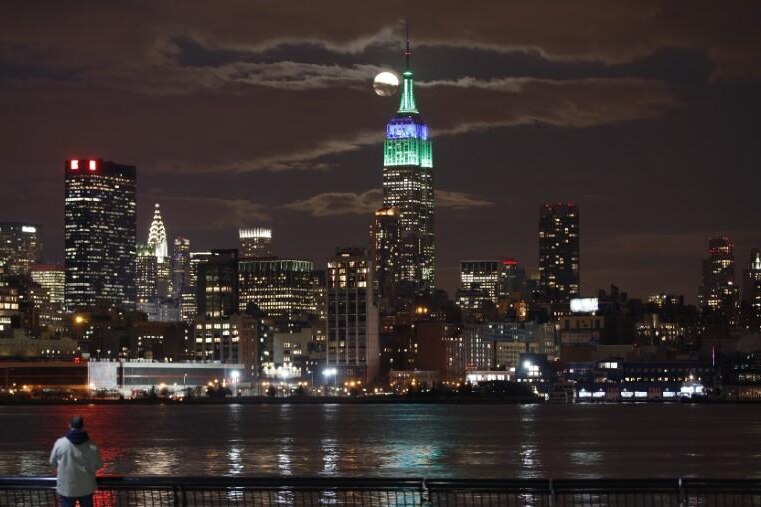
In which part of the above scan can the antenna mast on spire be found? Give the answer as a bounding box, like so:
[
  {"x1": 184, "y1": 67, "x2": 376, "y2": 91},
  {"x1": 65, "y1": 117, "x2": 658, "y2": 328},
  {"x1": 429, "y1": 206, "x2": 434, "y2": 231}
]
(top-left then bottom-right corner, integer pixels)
[{"x1": 405, "y1": 22, "x2": 411, "y2": 71}]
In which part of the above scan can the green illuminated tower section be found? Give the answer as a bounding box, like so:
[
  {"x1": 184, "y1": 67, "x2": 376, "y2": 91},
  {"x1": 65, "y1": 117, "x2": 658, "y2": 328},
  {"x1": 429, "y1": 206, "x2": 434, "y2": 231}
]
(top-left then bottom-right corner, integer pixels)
[{"x1": 380, "y1": 35, "x2": 435, "y2": 294}]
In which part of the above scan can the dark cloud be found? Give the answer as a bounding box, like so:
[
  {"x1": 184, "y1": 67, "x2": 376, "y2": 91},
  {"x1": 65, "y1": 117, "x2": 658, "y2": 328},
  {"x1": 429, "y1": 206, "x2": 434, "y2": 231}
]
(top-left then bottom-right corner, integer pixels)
[
  {"x1": 1, "y1": 2, "x2": 758, "y2": 81},
  {"x1": 148, "y1": 194, "x2": 270, "y2": 229},
  {"x1": 285, "y1": 189, "x2": 492, "y2": 216},
  {"x1": 145, "y1": 77, "x2": 678, "y2": 175},
  {"x1": 285, "y1": 190, "x2": 382, "y2": 217},
  {"x1": 436, "y1": 191, "x2": 494, "y2": 210}
]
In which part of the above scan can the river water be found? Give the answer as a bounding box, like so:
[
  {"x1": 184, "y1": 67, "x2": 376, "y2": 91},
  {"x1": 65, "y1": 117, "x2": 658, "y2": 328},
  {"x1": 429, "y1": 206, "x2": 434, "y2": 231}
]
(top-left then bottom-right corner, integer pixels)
[{"x1": 1, "y1": 403, "x2": 758, "y2": 478}]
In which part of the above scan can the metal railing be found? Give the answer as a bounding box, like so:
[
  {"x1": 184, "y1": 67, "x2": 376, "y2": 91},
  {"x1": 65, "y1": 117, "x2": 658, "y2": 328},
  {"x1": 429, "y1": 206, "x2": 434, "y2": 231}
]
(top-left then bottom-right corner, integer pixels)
[{"x1": 2, "y1": 477, "x2": 761, "y2": 506}]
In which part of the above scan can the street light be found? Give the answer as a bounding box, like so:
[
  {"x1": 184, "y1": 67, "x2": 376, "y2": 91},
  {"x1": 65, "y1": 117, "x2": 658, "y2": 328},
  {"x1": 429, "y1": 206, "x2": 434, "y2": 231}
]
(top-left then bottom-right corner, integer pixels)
[
  {"x1": 323, "y1": 368, "x2": 338, "y2": 393},
  {"x1": 231, "y1": 370, "x2": 240, "y2": 395}
]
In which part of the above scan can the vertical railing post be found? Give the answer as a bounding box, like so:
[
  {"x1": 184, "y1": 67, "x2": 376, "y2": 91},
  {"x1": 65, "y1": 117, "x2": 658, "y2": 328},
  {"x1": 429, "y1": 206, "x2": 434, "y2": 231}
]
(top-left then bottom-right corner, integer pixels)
[
  {"x1": 420, "y1": 478, "x2": 431, "y2": 506},
  {"x1": 678, "y1": 477, "x2": 687, "y2": 507},
  {"x1": 173, "y1": 484, "x2": 188, "y2": 507},
  {"x1": 549, "y1": 478, "x2": 555, "y2": 507}
]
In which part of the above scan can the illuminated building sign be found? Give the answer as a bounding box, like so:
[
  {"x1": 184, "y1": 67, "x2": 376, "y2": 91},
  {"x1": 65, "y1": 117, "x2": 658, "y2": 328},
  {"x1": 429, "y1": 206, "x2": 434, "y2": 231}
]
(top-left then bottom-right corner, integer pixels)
[
  {"x1": 386, "y1": 121, "x2": 428, "y2": 140},
  {"x1": 21, "y1": 226, "x2": 36, "y2": 234},
  {"x1": 67, "y1": 159, "x2": 99, "y2": 172},
  {"x1": 383, "y1": 119, "x2": 433, "y2": 168},
  {"x1": 570, "y1": 298, "x2": 599, "y2": 313}
]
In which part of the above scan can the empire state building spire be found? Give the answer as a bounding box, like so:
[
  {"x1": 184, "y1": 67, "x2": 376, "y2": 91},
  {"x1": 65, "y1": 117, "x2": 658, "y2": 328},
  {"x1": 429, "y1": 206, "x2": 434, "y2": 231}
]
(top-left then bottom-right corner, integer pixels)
[{"x1": 398, "y1": 24, "x2": 418, "y2": 115}]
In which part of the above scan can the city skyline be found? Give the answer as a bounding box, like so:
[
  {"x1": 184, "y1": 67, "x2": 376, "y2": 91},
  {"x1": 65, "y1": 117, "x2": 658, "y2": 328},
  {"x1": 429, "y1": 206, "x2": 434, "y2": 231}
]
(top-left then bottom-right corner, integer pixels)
[{"x1": 1, "y1": 3, "x2": 760, "y2": 302}]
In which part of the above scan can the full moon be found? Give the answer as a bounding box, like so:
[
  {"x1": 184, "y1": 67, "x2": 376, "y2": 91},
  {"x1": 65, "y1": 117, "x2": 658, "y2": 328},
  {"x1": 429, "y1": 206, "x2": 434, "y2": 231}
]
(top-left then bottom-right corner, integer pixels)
[{"x1": 373, "y1": 71, "x2": 399, "y2": 97}]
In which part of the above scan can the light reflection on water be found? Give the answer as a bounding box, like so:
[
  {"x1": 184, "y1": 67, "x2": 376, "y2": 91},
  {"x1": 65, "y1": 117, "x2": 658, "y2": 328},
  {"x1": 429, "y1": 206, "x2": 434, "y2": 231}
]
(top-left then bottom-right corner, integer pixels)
[
  {"x1": 321, "y1": 438, "x2": 338, "y2": 475},
  {"x1": 2, "y1": 403, "x2": 761, "y2": 477},
  {"x1": 277, "y1": 437, "x2": 293, "y2": 476},
  {"x1": 133, "y1": 447, "x2": 179, "y2": 475}
]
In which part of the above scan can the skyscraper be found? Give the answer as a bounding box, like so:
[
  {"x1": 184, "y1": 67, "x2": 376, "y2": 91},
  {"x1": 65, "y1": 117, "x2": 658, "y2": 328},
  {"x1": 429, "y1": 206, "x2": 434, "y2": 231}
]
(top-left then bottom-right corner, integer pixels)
[
  {"x1": 147, "y1": 203, "x2": 170, "y2": 298},
  {"x1": 699, "y1": 237, "x2": 739, "y2": 319},
  {"x1": 0, "y1": 222, "x2": 42, "y2": 277},
  {"x1": 239, "y1": 227, "x2": 273, "y2": 258},
  {"x1": 147, "y1": 204, "x2": 168, "y2": 260},
  {"x1": 171, "y1": 237, "x2": 191, "y2": 300},
  {"x1": 238, "y1": 258, "x2": 317, "y2": 326},
  {"x1": 136, "y1": 243, "x2": 158, "y2": 317},
  {"x1": 64, "y1": 158, "x2": 136, "y2": 311},
  {"x1": 370, "y1": 207, "x2": 401, "y2": 301},
  {"x1": 744, "y1": 249, "x2": 761, "y2": 329},
  {"x1": 380, "y1": 36, "x2": 435, "y2": 295},
  {"x1": 499, "y1": 258, "x2": 527, "y2": 298},
  {"x1": 196, "y1": 249, "x2": 239, "y2": 319},
  {"x1": 326, "y1": 248, "x2": 379, "y2": 384},
  {"x1": 538, "y1": 203, "x2": 580, "y2": 305}
]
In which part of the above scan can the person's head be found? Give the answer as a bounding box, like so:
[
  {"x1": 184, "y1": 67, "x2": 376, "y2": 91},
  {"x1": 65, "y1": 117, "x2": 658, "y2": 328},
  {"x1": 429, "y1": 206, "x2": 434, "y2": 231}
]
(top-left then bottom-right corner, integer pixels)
[{"x1": 69, "y1": 416, "x2": 84, "y2": 430}]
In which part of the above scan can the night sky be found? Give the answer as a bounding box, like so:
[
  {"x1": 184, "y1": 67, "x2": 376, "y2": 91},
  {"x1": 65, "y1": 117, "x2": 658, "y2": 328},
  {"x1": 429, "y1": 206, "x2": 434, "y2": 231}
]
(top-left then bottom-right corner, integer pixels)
[{"x1": 1, "y1": 2, "x2": 760, "y2": 302}]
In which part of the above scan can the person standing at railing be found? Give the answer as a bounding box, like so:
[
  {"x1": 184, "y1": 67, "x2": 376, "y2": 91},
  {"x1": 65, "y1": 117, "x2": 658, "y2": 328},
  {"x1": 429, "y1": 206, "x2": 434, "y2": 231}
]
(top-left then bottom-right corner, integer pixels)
[{"x1": 48, "y1": 416, "x2": 103, "y2": 507}]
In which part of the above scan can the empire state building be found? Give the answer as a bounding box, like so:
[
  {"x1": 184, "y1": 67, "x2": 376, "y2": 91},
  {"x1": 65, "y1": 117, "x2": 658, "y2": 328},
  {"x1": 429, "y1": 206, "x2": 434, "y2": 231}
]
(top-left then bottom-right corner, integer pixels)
[{"x1": 379, "y1": 38, "x2": 435, "y2": 295}]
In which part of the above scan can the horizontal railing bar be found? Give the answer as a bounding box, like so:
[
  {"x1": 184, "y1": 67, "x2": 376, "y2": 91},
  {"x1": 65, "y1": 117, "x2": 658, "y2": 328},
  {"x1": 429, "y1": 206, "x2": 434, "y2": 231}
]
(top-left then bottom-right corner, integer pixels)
[{"x1": 3, "y1": 476, "x2": 761, "y2": 492}]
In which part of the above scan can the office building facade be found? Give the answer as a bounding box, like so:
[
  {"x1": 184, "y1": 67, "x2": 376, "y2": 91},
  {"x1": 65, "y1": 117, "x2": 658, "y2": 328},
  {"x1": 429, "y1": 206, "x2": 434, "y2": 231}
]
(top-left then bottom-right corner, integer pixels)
[
  {"x1": 171, "y1": 237, "x2": 191, "y2": 301},
  {"x1": 30, "y1": 264, "x2": 65, "y2": 306},
  {"x1": 744, "y1": 249, "x2": 761, "y2": 329},
  {"x1": 370, "y1": 207, "x2": 401, "y2": 301},
  {"x1": 238, "y1": 258, "x2": 317, "y2": 325},
  {"x1": 196, "y1": 249, "x2": 239, "y2": 319},
  {"x1": 698, "y1": 237, "x2": 739, "y2": 319},
  {"x1": 64, "y1": 158, "x2": 136, "y2": 310},
  {"x1": 326, "y1": 248, "x2": 379, "y2": 383},
  {"x1": 538, "y1": 203, "x2": 580, "y2": 305},
  {"x1": 239, "y1": 228, "x2": 273, "y2": 258},
  {"x1": 136, "y1": 243, "x2": 158, "y2": 318},
  {"x1": 0, "y1": 222, "x2": 42, "y2": 277}
]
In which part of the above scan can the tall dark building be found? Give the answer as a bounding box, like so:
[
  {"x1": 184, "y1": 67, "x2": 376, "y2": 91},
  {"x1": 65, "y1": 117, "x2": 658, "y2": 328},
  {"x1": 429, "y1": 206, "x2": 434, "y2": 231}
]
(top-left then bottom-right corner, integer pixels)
[
  {"x1": 538, "y1": 203, "x2": 580, "y2": 305},
  {"x1": 0, "y1": 222, "x2": 42, "y2": 277},
  {"x1": 699, "y1": 237, "x2": 739, "y2": 319},
  {"x1": 370, "y1": 207, "x2": 401, "y2": 301},
  {"x1": 136, "y1": 243, "x2": 158, "y2": 309},
  {"x1": 196, "y1": 249, "x2": 239, "y2": 319},
  {"x1": 744, "y1": 249, "x2": 761, "y2": 329},
  {"x1": 381, "y1": 37, "x2": 435, "y2": 295},
  {"x1": 500, "y1": 258, "x2": 527, "y2": 298},
  {"x1": 171, "y1": 237, "x2": 191, "y2": 300},
  {"x1": 64, "y1": 158, "x2": 136, "y2": 311}
]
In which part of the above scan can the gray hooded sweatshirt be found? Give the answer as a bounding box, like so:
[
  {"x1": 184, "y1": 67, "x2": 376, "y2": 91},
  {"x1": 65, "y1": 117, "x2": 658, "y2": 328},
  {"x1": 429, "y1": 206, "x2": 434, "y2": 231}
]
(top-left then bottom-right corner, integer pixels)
[{"x1": 49, "y1": 430, "x2": 103, "y2": 497}]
